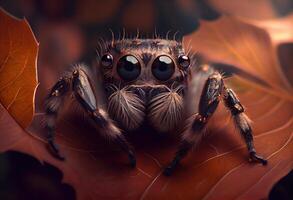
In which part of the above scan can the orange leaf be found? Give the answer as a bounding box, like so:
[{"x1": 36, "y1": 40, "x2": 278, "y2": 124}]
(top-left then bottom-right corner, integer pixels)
[
  {"x1": 0, "y1": 9, "x2": 38, "y2": 128},
  {"x1": 184, "y1": 16, "x2": 292, "y2": 96},
  {"x1": 240, "y1": 14, "x2": 293, "y2": 46}
]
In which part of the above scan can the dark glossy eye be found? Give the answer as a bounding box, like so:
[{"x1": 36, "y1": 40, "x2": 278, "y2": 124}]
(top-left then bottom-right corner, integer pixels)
[
  {"x1": 101, "y1": 53, "x2": 113, "y2": 67},
  {"x1": 117, "y1": 55, "x2": 141, "y2": 81},
  {"x1": 152, "y1": 55, "x2": 175, "y2": 81},
  {"x1": 178, "y1": 55, "x2": 190, "y2": 69}
]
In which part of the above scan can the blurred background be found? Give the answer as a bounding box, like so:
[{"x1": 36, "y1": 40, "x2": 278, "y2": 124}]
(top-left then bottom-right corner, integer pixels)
[{"x1": 0, "y1": 0, "x2": 292, "y2": 199}]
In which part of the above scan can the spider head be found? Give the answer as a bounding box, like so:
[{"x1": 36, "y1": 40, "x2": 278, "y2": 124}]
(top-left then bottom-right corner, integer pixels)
[{"x1": 97, "y1": 38, "x2": 193, "y2": 131}]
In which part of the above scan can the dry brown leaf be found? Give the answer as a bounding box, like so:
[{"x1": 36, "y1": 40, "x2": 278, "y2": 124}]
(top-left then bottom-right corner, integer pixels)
[
  {"x1": 184, "y1": 16, "x2": 292, "y2": 95},
  {"x1": 234, "y1": 14, "x2": 293, "y2": 86},
  {"x1": 0, "y1": 10, "x2": 292, "y2": 200},
  {"x1": 277, "y1": 43, "x2": 293, "y2": 85},
  {"x1": 0, "y1": 8, "x2": 38, "y2": 128},
  {"x1": 239, "y1": 14, "x2": 293, "y2": 46}
]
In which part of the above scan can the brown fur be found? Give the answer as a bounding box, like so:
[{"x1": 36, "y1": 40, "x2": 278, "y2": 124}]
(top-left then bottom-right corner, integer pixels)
[
  {"x1": 148, "y1": 87, "x2": 184, "y2": 132},
  {"x1": 108, "y1": 86, "x2": 145, "y2": 130}
]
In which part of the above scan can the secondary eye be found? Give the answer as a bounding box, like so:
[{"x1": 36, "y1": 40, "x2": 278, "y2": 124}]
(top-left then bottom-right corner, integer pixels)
[
  {"x1": 101, "y1": 53, "x2": 113, "y2": 67},
  {"x1": 152, "y1": 55, "x2": 175, "y2": 81},
  {"x1": 117, "y1": 55, "x2": 141, "y2": 81},
  {"x1": 178, "y1": 55, "x2": 190, "y2": 69}
]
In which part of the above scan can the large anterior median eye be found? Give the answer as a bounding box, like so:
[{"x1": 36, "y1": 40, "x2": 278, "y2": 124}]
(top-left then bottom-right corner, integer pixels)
[
  {"x1": 117, "y1": 55, "x2": 141, "y2": 81},
  {"x1": 152, "y1": 55, "x2": 175, "y2": 81}
]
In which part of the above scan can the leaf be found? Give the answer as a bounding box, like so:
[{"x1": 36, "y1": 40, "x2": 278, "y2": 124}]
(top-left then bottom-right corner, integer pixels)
[
  {"x1": 232, "y1": 14, "x2": 293, "y2": 86},
  {"x1": 240, "y1": 13, "x2": 293, "y2": 46},
  {"x1": 0, "y1": 10, "x2": 292, "y2": 200},
  {"x1": 0, "y1": 8, "x2": 38, "y2": 128},
  {"x1": 277, "y1": 43, "x2": 293, "y2": 85},
  {"x1": 183, "y1": 16, "x2": 292, "y2": 95}
]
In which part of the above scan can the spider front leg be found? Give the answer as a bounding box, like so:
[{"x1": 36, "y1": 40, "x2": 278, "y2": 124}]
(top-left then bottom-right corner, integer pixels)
[
  {"x1": 71, "y1": 68, "x2": 136, "y2": 167},
  {"x1": 164, "y1": 72, "x2": 223, "y2": 176},
  {"x1": 223, "y1": 88, "x2": 267, "y2": 165},
  {"x1": 45, "y1": 77, "x2": 71, "y2": 160}
]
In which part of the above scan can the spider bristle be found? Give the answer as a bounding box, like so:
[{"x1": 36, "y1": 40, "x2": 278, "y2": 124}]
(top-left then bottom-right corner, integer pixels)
[{"x1": 165, "y1": 29, "x2": 172, "y2": 40}]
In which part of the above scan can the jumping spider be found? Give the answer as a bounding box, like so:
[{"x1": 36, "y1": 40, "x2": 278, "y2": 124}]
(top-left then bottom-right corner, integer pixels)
[{"x1": 45, "y1": 37, "x2": 267, "y2": 175}]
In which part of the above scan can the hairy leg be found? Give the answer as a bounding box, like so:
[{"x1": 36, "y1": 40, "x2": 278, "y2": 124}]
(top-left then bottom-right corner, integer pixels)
[
  {"x1": 223, "y1": 88, "x2": 267, "y2": 165},
  {"x1": 72, "y1": 68, "x2": 136, "y2": 167},
  {"x1": 45, "y1": 77, "x2": 71, "y2": 160},
  {"x1": 164, "y1": 72, "x2": 223, "y2": 175}
]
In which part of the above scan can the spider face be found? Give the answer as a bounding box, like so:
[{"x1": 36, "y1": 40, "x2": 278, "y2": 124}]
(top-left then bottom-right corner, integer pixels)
[{"x1": 99, "y1": 39, "x2": 192, "y2": 131}]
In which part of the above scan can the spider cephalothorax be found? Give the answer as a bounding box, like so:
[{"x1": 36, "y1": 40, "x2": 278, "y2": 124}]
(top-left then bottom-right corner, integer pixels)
[
  {"x1": 45, "y1": 37, "x2": 267, "y2": 175},
  {"x1": 98, "y1": 39, "x2": 194, "y2": 132}
]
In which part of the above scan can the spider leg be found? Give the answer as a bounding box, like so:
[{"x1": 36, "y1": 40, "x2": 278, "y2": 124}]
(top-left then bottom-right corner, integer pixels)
[
  {"x1": 164, "y1": 72, "x2": 223, "y2": 176},
  {"x1": 45, "y1": 77, "x2": 71, "y2": 160},
  {"x1": 223, "y1": 88, "x2": 267, "y2": 165},
  {"x1": 72, "y1": 68, "x2": 136, "y2": 167}
]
